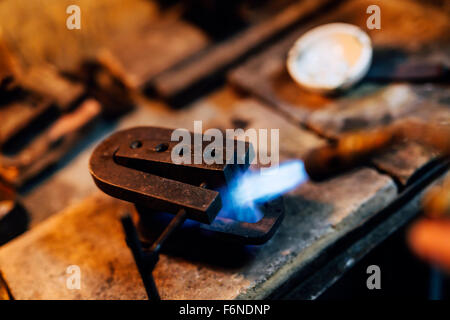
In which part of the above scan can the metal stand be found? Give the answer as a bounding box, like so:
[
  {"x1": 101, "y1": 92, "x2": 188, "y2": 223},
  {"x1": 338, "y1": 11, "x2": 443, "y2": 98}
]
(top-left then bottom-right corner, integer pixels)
[{"x1": 121, "y1": 208, "x2": 187, "y2": 300}]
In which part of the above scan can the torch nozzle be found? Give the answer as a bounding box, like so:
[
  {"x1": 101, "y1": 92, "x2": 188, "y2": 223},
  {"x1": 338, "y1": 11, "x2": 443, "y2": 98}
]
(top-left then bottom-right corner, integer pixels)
[
  {"x1": 305, "y1": 120, "x2": 450, "y2": 181},
  {"x1": 305, "y1": 127, "x2": 395, "y2": 181}
]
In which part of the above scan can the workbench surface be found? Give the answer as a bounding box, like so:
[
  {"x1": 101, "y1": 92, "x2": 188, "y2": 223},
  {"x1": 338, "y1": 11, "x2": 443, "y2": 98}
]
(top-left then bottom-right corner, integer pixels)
[
  {"x1": 0, "y1": 86, "x2": 446, "y2": 299},
  {"x1": 0, "y1": 0, "x2": 448, "y2": 300}
]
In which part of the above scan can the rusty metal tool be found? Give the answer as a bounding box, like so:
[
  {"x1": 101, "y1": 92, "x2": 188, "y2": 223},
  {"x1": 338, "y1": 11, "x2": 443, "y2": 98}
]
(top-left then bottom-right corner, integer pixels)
[
  {"x1": 0, "y1": 63, "x2": 133, "y2": 187},
  {"x1": 18, "y1": 64, "x2": 85, "y2": 110},
  {"x1": 1, "y1": 63, "x2": 86, "y2": 148},
  {"x1": 0, "y1": 33, "x2": 20, "y2": 96},
  {"x1": 0, "y1": 99, "x2": 101, "y2": 187},
  {"x1": 90, "y1": 126, "x2": 285, "y2": 299},
  {"x1": 0, "y1": 94, "x2": 52, "y2": 148},
  {"x1": 0, "y1": 59, "x2": 104, "y2": 187},
  {"x1": 78, "y1": 54, "x2": 135, "y2": 118},
  {"x1": 90, "y1": 126, "x2": 284, "y2": 239},
  {"x1": 89, "y1": 127, "x2": 231, "y2": 223},
  {"x1": 0, "y1": 39, "x2": 131, "y2": 187}
]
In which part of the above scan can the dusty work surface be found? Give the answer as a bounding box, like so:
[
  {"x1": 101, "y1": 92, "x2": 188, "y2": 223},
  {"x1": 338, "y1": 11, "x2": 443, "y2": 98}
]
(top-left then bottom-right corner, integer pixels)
[
  {"x1": 0, "y1": 168, "x2": 396, "y2": 299},
  {"x1": 0, "y1": 89, "x2": 400, "y2": 299}
]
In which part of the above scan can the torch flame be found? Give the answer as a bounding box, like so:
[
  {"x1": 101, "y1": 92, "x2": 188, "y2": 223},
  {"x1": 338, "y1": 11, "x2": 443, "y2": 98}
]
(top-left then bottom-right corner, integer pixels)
[{"x1": 218, "y1": 160, "x2": 308, "y2": 222}]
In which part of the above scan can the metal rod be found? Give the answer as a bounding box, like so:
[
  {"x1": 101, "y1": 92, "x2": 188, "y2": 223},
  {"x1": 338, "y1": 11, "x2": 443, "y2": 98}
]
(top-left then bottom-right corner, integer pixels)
[
  {"x1": 140, "y1": 266, "x2": 160, "y2": 300},
  {"x1": 121, "y1": 214, "x2": 160, "y2": 300},
  {"x1": 121, "y1": 182, "x2": 207, "y2": 300},
  {"x1": 149, "y1": 208, "x2": 188, "y2": 254},
  {"x1": 148, "y1": 182, "x2": 207, "y2": 253}
]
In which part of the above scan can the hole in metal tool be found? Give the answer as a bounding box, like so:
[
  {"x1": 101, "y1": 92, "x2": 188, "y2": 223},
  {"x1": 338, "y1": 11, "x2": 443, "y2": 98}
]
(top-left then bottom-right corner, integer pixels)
[
  {"x1": 130, "y1": 140, "x2": 142, "y2": 149},
  {"x1": 155, "y1": 143, "x2": 168, "y2": 152}
]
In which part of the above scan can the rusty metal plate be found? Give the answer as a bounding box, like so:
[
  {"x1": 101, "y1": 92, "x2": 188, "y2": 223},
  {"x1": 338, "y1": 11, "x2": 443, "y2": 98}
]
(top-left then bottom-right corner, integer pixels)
[
  {"x1": 90, "y1": 126, "x2": 285, "y2": 243},
  {"x1": 90, "y1": 127, "x2": 248, "y2": 224}
]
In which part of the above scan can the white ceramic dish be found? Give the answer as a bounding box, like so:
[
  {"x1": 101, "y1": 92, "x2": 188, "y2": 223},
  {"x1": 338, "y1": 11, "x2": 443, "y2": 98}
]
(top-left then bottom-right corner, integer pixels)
[{"x1": 286, "y1": 23, "x2": 372, "y2": 94}]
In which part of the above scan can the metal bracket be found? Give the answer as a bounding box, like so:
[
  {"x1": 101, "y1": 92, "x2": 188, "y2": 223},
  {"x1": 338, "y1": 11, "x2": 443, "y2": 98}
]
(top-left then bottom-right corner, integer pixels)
[
  {"x1": 90, "y1": 126, "x2": 286, "y2": 299},
  {"x1": 90, "y1": 126, "x2": 285, "y2": 242}
]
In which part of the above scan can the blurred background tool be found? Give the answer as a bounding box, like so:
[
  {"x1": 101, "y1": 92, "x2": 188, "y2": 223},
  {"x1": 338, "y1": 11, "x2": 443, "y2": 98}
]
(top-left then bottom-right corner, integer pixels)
[
  {"x1": 0, "y1": 99, "x2": 101, "y2": 187},
  {"x1": 422, "y1": 175, "x2": 450, "y2": 220},
  {"x1": 407, "y1": 144, "x2": 450, "y2": 297},
  {"x1": 77, "y1": 51, "x2": 135, "y2": 117},
  {"x1": 0, "y1": 50, "x2": 133, "y2": 188},
  {"x1": 408, "y1": 173, "x2": 450, "y2": 276},
  {"x1": 305, "y1": 120, "x2": 450, "y2": 181},
  {"x1": 0, "y1": 182, "x2": 28, "y2": 245},
  {"x1": 151, "y1": 0, "x2": 336, "y2": 105},
  {"x1": 367, "y1": 61, "x2": 450, "y2": 83},
  {"x1": 0, "y1": 0, "x2": 335, "y2": 107},
  {"x1": 304, "y1": 126, "x2": 395, "y2": 181},
  {"x1": 0, "y1": 31, "x2": 19, "y2": 95}
]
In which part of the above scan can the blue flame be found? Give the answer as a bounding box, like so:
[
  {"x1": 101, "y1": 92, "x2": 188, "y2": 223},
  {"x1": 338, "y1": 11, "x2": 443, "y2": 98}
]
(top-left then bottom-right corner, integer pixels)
[
  {"x1": 218, "y1": 160, "x2": 308, "y2": 222},
  {"x1": 232, "y1": 160, "x2": 308, "y2": 205}
]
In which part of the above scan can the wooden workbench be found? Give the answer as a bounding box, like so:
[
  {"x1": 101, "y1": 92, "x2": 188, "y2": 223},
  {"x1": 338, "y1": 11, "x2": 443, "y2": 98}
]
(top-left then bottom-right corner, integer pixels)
[
  {"x1": 0, "y1": 0, "x2": 448, "y2": 299},
  {"x1": 0, "y1": 86, "x2": 447, "y2": 299}
]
